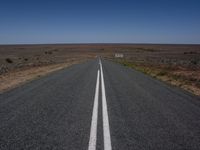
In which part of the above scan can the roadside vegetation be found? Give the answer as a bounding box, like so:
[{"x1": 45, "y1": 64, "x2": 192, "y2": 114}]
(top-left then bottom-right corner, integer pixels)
[
  {"x1": 5, "y1": 58, "x2": 13, "y2": 63},
  {"x1": 0, "y1": 45, "x2": 97, "y2": 92},
  {"x1": 115, "y1": 59, "x2": 200, "y2": 96},
  {"x1": 0, "y1": 44, "x2": 200, "y2": 95}
]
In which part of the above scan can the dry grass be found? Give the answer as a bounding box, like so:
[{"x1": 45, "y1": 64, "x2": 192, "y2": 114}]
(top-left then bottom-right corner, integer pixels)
[
  {"x1": 116, "y1": 59, "x2": 200, "y2": 96},
  {"x1": 0, "y1": 44, "x2": 98, "y2": 93},
  {"x1": 0, "y1": 44, "x2": 200, "y2": 95}
]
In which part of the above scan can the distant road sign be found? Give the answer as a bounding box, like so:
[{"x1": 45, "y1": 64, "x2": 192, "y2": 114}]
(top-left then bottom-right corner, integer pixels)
[{"x1": 115, "y1": 53, "x2": 124, "y2": 58}]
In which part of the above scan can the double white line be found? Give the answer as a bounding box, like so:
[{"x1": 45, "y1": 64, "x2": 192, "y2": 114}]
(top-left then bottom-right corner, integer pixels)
[{"x1": 88, "y1": 59, "x2": 112, "y2": 150}]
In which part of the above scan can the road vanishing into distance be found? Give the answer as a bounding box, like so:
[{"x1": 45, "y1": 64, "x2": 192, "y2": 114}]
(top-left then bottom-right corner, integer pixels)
[{"x1": 0, "y1": 59, "x2": 200, "y2": 150}]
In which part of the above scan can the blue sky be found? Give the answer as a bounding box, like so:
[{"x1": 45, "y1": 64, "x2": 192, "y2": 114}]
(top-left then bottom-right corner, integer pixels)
[{"x1": 0, "y1": 0, "x2": 200, "y2": 44}]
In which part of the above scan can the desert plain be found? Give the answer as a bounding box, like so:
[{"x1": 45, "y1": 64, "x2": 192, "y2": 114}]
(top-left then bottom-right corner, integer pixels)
[{"x1": 0, "y1": 44, "x2": 200, "y2": 95}]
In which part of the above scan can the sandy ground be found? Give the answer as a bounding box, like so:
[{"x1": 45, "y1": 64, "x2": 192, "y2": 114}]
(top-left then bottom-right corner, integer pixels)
[
  {"x1": 0, "y1": 44, "x2": 99, "y2": 92},
  {"x1": 0, "y1": 44, "x2": 200, "y2": 96},
  {"x1": 0, "y1": 60, "x2": 85, "y2": 93}
]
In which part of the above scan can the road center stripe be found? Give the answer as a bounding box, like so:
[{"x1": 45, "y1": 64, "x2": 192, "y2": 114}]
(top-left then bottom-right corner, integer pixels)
[
  {"x1": 100, "y1": 60, "x2": 112, "y2": 150},
  {"x1": 88, "y1": 70, "x2": 100, "y2": 150}
]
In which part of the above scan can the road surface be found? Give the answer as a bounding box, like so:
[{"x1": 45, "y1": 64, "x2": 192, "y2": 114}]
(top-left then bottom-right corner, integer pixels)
[{"x1": 0, "y1": 59, "x2": 200, "y2": 150}]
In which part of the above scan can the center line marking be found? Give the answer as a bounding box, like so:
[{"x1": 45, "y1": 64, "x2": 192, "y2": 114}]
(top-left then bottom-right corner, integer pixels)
[
  {"x1": 88, "y1": 70, "x2": 100, "y2": 150},
  {"x1": 100, "y1": 60, "x2": 112, "y2": 150}
]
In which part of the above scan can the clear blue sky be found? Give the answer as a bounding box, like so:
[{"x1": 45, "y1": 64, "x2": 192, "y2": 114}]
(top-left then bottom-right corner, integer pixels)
[{"x1": 0, "y1": 0, "x2": 200, "y2": 44}]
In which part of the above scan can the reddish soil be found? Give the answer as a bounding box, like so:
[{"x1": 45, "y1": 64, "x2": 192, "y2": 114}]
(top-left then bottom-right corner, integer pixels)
[{"x1": 0, "y1": 44, "x2": 200, "y2": 95}]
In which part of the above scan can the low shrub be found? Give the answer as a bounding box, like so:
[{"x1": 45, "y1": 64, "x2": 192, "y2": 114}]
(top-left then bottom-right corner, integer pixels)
[
  {"x1": 157, "y1": 71, "x2": 168, "y2": 76},
  {"x1": 5, "y1": 58, "x2": 13, "y2": 63}
]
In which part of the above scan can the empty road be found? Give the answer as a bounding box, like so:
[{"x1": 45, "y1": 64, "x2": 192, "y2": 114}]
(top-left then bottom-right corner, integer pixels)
[{"x1": 0, "y1": 59, "x2": 200, "y2": 150}]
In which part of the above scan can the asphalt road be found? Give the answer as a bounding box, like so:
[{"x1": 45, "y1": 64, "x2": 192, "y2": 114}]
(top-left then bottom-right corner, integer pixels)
[{"x1": 0, "y1": 59, "x2": 200, "y2": 150}]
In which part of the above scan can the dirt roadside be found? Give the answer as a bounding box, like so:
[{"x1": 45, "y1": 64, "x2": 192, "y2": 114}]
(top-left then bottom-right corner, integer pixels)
[
  {"x1": 0, "y1": 60, "x2": 86, "y2": 93},
  {"x1": 116, "y1": 60, "x2": 200, "y2": 96},
  {"x1": 0, "y1": 44, "x2": 98, "y2": 93},
  {"x1": 1, "y1": 44, "x2": 200, "y2": 96}
]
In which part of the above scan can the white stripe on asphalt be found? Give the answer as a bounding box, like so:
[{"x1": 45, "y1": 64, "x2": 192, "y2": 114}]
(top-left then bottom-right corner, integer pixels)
[
  {"x1": 88, "y1": 70, "x2": 100, "y2": 150},
  {"x1": 100, "y1": 60, "x2": 112, "y2": 150}
]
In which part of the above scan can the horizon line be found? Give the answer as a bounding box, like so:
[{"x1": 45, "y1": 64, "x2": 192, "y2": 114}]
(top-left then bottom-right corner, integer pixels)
[{"x1": 0, "y1": 42, "x2": 200, "y2": 46}]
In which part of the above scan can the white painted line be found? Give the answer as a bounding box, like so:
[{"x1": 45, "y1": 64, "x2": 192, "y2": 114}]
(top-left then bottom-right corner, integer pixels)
[
  {"x1": 100, "y1": 60, "x2": 112, "y2": 150},
  {"x1": 88, "y1": 70, "x2": 100, "y2": 150}
]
